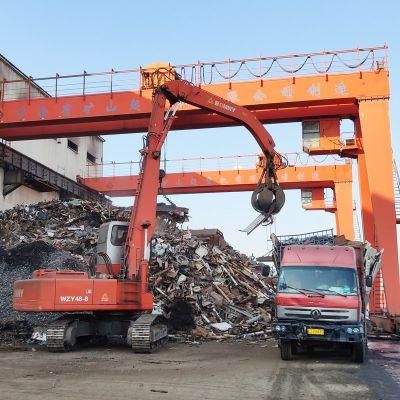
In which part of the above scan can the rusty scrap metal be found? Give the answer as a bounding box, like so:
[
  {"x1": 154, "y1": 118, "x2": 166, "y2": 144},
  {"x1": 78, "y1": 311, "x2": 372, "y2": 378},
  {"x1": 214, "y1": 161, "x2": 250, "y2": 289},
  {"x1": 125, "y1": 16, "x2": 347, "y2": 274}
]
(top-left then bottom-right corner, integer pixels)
[{"x1": 149, "y1": 225, "x2": 276, "y2": 341}]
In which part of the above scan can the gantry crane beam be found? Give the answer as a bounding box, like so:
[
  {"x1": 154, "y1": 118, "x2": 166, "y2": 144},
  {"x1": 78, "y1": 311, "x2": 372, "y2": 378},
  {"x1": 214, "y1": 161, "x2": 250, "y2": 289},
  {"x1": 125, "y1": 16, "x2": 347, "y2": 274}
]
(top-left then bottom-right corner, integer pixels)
[
  {"x1": 79, "y1": 163, "x2": 354, "y2": 239},
  {"x1": 0, "y1": 71, "x2": 387, "y2": 140},
  {"x1": 79, "y1": 164, "x2": 350, "y2": 195}
]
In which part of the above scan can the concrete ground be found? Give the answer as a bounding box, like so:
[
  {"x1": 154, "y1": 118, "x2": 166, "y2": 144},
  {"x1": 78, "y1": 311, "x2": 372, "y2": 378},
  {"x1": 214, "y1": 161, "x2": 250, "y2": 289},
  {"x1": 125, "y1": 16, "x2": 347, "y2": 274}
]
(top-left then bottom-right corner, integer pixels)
[{"x1": 0, "y1": 340, "x2": 399, "y2": 400}]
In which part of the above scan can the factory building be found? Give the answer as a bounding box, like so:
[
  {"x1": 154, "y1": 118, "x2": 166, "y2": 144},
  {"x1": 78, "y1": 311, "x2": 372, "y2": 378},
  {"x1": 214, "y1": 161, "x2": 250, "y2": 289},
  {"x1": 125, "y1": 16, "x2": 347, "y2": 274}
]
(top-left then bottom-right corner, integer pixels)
[{"x1": 0, "y1": 54, "x2": 104, "y2": 211}]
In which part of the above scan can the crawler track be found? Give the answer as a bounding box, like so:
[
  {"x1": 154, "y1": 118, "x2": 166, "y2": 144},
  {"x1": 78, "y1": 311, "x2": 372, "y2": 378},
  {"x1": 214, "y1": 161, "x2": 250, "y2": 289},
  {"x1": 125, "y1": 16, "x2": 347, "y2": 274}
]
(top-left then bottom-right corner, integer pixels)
[
  {"x1": 130, "y1": 314, "x2": 168, "y2": 353},
  {"x1": 46, "y1": 320, "x2": 73, "y2": 352}
]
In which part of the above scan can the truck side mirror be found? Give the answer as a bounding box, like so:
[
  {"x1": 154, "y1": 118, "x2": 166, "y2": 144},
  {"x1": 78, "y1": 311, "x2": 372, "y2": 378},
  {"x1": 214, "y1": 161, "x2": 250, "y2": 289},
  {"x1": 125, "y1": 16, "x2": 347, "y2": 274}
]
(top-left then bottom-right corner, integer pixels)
[
  {"x1": 279, "y1": 282, "x2": 287, "y2": 290},
  {"x1": 366, "y1": 275, "x2": 373, "y2": 287}
]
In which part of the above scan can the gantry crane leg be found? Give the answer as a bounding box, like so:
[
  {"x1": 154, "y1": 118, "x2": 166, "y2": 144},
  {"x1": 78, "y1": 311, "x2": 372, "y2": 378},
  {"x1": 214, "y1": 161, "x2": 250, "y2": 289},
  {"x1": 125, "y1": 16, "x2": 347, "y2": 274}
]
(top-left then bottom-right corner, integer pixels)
[
  {"x1": 356, "y1": 100, "x2": 400, "y2": 319},
  {"x1": 334, "y1": 181, "x2": 354, "y2": 240}
]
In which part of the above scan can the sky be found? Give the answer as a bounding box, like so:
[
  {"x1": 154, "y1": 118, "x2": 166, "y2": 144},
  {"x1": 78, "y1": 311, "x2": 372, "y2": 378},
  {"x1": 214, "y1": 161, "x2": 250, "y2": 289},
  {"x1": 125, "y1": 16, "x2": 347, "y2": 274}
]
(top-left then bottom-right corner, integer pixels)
[{"x1": 1, "y1": 0, "x2": 399, "y2": 256}]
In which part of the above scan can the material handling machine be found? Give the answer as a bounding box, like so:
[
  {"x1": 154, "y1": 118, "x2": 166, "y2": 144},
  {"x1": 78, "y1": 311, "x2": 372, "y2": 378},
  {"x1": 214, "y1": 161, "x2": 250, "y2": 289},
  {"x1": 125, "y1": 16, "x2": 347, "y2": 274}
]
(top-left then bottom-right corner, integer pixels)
[{"x1": 13, "y1": 66, "x2": 287, "y2": 352}]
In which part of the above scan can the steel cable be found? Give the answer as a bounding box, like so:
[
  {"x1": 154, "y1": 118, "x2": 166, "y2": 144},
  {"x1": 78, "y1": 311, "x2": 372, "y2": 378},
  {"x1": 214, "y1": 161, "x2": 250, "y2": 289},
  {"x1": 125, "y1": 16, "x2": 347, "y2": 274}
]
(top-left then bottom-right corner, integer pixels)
[
  {"x1": 274, "y1": 56, "x2": 311, "y2": 74},
  {"x1": 190, "y1": 49, "x2": 378, "y2": 85},
  {"x1": 242, "y1": 59, "x2": 277, "y2": 78},
  {"x1": 308, "y1": 54, "x2": 336, "y2": 74},
  {"x1": 335, "y1": 50, "x2": 375, "y2": 69},
  {"x1": 200, "y1": 64, "x2": 214, "y2": 84},
  {"x1": 213, "y1": 61, "x2": 246, "y2": 80}
]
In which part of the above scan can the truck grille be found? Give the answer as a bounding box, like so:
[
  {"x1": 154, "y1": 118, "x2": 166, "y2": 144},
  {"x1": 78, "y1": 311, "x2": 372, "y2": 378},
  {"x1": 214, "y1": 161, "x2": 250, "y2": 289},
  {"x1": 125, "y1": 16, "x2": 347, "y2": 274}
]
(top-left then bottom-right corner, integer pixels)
[{"x1": 277, "y1": 306, "x2": 358, "y2": 322}]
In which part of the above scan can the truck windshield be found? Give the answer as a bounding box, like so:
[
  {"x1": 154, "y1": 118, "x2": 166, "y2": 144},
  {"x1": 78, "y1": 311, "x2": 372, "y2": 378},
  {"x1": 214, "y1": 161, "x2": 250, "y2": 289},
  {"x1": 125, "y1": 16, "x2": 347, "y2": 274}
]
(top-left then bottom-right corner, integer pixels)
[{"x1": 277, "y1": 266, "x2": 358, "y2": 296}]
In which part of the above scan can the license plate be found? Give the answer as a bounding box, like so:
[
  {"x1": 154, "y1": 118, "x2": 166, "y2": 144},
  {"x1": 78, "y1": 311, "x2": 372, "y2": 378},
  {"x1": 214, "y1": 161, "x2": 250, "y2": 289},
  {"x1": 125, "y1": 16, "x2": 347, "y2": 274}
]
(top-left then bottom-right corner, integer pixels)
[{"x1": 307, "y1": 328, "x2": 325, "y2": 336}]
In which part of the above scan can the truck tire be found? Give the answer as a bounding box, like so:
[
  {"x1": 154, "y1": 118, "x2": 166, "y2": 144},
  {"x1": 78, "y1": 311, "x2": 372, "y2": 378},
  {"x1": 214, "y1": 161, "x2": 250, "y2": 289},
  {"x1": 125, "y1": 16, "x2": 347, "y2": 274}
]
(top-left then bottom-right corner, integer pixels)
[
  {"x1": 280, "y1": 340, "x2": 293, "y2": 361},
  {"x1": 352, "y1": 342, "x2": 366, "y2": 363},
  {"x1": 291, "y1": 342, "x2": 298, "y2": 354},
  {"x1": 306, "y1": 345, "x2": 314, "y2": 354}
]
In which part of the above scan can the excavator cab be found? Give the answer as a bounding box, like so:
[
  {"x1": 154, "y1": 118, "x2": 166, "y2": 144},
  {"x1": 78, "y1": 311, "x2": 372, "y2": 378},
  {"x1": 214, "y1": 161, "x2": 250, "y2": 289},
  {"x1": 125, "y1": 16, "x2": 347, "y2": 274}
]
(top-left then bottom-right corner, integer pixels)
[{"x1": 96, "y1": 221, "x2": 128, "y2": 277}]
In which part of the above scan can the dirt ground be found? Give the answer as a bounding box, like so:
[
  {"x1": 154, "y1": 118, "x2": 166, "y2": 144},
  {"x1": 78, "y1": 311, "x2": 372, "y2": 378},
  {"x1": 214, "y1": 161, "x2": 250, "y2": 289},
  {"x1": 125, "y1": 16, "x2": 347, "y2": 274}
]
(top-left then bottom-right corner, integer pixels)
[{"x1": 0, "y1": 340, "x2": 399, "y2": 400}]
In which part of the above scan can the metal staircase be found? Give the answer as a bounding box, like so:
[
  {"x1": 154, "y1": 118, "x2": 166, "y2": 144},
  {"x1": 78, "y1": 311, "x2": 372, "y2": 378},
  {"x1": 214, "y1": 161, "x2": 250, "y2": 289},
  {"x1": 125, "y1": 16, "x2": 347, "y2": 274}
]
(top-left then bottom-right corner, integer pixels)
[
  {"x1": 393, "y1": 159, "x2": 400, "y2": 223},
  {"x1": 352, "y1": 202, "x2": 362, "y2": 241}
]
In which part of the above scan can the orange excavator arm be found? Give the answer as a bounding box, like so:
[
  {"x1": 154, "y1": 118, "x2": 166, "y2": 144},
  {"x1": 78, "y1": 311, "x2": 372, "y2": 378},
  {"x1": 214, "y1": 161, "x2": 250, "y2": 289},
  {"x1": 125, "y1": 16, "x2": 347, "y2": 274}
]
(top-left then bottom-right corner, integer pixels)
[
  {"x1": 122, "y1": 79, "x2": 286, "y2": 280},
  {"x1": 155, "y1": 80, "x2": 276, "y2": 154}
]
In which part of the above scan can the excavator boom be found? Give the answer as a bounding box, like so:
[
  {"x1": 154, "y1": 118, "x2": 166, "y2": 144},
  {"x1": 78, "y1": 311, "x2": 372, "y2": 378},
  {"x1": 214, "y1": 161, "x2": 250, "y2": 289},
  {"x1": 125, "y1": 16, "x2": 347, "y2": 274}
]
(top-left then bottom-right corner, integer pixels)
[
  {"x1": 159, "y1": 80, "x2": 276, "y2": 154},
  {"x1": 123, "y1": 78, "x2": 286, "y2": 280}
]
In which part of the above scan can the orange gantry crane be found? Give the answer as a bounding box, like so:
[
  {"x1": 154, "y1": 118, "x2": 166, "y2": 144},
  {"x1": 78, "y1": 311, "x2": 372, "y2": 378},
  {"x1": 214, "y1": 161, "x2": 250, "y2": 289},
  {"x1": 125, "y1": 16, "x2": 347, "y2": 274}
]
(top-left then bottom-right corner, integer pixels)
[
  {"x1": 12, "y1": 78, "x2": 286, "y2": 351},
  {"x1": 1, "y1": 45, "x2": 399, "y2": 329}
]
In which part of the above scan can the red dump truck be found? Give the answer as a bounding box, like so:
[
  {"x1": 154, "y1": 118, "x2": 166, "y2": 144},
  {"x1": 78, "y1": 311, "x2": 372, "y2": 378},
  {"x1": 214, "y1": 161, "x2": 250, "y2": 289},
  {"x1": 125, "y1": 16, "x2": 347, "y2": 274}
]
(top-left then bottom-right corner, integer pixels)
[{"x1": 271, "y1": 230, "x2": 382, "y2": 363}]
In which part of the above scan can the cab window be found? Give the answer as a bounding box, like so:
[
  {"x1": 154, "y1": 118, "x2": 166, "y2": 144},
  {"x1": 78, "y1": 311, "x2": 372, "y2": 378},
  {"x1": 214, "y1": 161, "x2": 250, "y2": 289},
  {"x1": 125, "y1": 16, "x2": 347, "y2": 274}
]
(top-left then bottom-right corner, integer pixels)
[{"x1": 110, "y1": 225, "x2": 128, "y2": 246}]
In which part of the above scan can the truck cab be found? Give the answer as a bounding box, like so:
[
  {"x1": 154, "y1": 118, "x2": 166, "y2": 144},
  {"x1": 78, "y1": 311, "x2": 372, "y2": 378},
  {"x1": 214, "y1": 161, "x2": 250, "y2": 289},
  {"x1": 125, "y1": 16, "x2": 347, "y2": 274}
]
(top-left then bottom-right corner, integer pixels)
[{"x1": 271, "y1": 231, "x2": 381, "y2": 363}]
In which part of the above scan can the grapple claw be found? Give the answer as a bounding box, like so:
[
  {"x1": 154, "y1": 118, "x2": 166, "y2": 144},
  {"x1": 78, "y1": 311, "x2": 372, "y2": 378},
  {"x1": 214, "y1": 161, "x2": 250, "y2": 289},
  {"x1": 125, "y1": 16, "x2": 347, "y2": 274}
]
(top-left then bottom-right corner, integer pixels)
[
  {"x1": 272, "y1": 186, "x2": 285, "y2": 214},
  {"x1": 251, "y1": 184, "x2": 285, "y2": 217}
]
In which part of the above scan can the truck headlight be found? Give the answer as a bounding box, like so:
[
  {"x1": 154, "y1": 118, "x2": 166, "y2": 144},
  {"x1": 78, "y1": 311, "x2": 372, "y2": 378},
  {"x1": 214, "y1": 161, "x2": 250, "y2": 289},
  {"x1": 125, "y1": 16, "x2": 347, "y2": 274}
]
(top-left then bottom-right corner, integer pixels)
[
  {"x1": 346, "y1": 327, "x2": 361, "y2": 334},
  {"x1": 281, "y1": 325, "x2": 286, "y2": 332},
  {"x1": 276, "y1": 325, "x2": 281, "y2": 331}
]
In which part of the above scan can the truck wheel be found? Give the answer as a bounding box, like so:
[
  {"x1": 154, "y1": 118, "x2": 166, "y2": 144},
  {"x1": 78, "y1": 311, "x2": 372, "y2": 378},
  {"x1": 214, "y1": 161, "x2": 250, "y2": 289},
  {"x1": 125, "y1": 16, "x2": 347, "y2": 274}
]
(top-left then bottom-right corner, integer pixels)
[
  {"x1": 280, "y1": 340, "x2": 293, "y2": 361},
  {"x1": 306, "y1": 345, "x2": 314, "y2": 354},
  {"x1": 352, "y1": 342, "x2": 366, "y2": 363},
  {"x1": 291, "y1": 342, "x2": 298, "y2": 354}
]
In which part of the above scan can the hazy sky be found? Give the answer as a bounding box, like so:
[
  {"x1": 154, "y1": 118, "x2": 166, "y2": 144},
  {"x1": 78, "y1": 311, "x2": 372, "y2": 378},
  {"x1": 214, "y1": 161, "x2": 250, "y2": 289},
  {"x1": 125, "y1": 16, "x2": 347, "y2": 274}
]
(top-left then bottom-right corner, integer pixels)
[{"x1": 2, "y1": 0, "x2": 399, "y2": 256}]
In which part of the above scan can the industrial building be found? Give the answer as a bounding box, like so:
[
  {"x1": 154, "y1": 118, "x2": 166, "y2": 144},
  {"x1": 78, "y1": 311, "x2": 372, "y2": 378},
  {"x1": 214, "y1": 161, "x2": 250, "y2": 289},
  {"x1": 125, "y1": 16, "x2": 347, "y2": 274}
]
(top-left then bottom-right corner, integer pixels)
[{"x1": 0, "y1": 53, "x2": 104, "y2": 211}]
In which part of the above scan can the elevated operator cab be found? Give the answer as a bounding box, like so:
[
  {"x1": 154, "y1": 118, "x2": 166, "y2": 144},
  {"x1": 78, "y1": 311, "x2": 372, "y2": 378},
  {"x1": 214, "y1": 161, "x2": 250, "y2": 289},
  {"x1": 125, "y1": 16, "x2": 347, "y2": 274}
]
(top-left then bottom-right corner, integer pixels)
[{"x1": 96, "y1": 222, "x2": 128, "y2": 277}]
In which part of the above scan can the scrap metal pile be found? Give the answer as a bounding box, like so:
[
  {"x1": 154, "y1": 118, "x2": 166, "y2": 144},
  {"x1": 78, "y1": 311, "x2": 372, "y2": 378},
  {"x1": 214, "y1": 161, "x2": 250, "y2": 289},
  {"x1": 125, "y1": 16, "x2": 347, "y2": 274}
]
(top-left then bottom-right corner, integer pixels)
[
  {"x1": 0, "y1": 241, "x2": 87, "y2": 342},
  {"x1": 0, "y1": 199, "x2": 128, "y2": 257},
  {"x1": 150, "y1": 228, "x2": 276, "y2": 341},
  {"x1": 0, "y1": 199, "x2": 276, "y2": 344},
  {"x1": 0, "y1": 200, "x2": 122, "y2": 340}
]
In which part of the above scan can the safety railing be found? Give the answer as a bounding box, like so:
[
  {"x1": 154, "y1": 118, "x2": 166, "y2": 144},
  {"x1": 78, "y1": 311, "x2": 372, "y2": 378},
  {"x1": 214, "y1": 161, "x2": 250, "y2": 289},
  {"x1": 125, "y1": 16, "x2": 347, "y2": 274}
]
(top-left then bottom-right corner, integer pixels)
[
  {"x1": 0, "y1": 45, "x2": 387, "y2": 102},
  {"x1": 84, "y1": 152, "x2": 347, "y2": 178}
]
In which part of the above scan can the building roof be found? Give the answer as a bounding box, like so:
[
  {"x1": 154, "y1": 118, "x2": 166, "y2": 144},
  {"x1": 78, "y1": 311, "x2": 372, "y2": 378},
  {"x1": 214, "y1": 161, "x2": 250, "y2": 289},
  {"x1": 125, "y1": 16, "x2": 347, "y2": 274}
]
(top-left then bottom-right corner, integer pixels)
[
  {"x1": 0, "y1": 52, "x2": 50, "y2": 97},
  {"x1": 0, "y1": 53, "x2": 103, "y2": 143}
]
